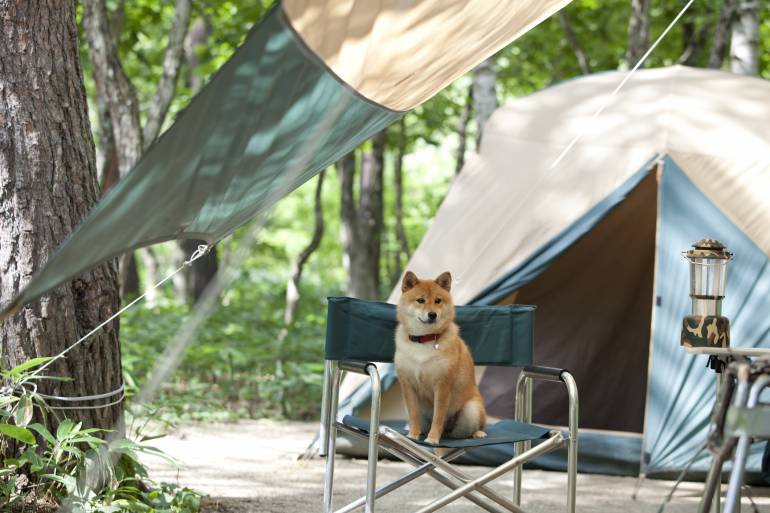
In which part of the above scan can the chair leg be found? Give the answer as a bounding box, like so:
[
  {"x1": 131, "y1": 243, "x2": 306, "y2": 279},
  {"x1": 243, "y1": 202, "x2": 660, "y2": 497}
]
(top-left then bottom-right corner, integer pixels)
[
  {"x1": 320, "y1": 360, "x2": 334, "y2": 457},
  {"x1": 365, "y1": 366, "x2": 382, "y2": 513},
  {"x1": 413, "y1": 433, "x2": 566, "y2": 513},
  {"x1": 724, "y1": 374, "x2": 770, "y2": 513},
  {"x1": 563, "y1": 372, "x2": 579, "y2": 513},
  {"x1": 324, "y1": 363, "x2": 340, "y2": 513},
  {"x1": 380, "y1": 425, "x2": 563, "y2": 513},
  {"x1": 376, "y1": 435, "x2": 509, "y2": 513}
]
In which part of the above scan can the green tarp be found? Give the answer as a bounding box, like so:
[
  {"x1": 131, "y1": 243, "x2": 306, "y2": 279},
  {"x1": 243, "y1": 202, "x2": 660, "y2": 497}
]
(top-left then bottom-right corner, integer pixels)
[{"x1": 1, "y1": 8, "x2": 399, "y2": 317}]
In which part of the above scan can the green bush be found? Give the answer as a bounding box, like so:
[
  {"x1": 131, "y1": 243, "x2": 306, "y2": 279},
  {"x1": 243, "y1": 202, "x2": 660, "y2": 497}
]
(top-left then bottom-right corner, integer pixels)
[{"x1": 0, "y1": 359, "x2": 201, "y2": 513}]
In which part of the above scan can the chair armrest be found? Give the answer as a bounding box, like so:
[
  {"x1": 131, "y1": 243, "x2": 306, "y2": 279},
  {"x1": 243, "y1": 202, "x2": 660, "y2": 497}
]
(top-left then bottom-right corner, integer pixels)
[
  {"x1": 522, "y1": 365, "x2": 568, "y2": 382},
  {"x1": 339, "y1": 360, "x2": 376, "y2": 375}
]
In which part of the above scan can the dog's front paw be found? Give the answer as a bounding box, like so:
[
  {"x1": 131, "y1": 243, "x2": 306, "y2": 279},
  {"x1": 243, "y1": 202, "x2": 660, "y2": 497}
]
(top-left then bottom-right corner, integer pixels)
[
  {"x1": 424, "y1": 435, "x2": 441, "y2": 445},
  {"x1": 472, "y1": 430, "x2": 487, "y2": 439},
  {"x1": 406, "y1": 430, "x2": 421, "y2": 440}
]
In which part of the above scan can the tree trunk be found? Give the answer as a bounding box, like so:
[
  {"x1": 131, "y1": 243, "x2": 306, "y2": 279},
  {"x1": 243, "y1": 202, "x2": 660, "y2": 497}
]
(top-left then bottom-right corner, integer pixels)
[
  {"x1": 393, "y1": 117, "x2": 410, "y2": 277},
  {"x1": 338, "y1": 151, "x2": 357, "y2": 285},
  {"x1": 84, "y1": 0, "x2": 191, "y2": 302},
  {"x1": 626, "y1": 0, "x2": 651, "y2": 67},
  {"x1": 82, "y1": 0, "x2": 143, "y2": 178},
  {"x1": 0, "y1": 0, "x2": 123, "y2": 433},
  {"x1": 176, "y1": 16, "x2": 217, "y2": 305},
  {"x1": 678, "y1": 5, "x2": 711, "y2": 66},
  {"x1": 472, "y1": 57, "x2": 498, "y2": 150},
  {"x1": 730, "y1": 0, "x2": 760, "y2": 75},
  {"x1": 338, "y1": 132, "x2": 386, "y2": 300},
  {"x1": 454, "y1": 85, "x2": 473, "y2": 175},
  {"x1": 709, "y1": 0, "x2": 738, "y2": 69},
  {"x1": 559, "y1": 11, "x2": 592, "y2": 74},
  {"x1": 280, "y1": 171, "x2": 326, "y2": 337}
]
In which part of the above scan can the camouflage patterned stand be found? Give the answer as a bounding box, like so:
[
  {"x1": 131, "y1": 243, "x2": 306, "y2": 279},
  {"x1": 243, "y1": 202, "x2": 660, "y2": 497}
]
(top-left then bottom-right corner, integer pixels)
[{"x1": 681, "y1": 315, "x2": 730, "y2": 349}]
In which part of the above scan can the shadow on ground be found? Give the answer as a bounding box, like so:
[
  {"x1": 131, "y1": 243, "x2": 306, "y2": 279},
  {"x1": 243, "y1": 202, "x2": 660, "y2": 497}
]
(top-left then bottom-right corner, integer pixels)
[{"x1": 143, "y1": 420, "x2": 770, "y2": 513}]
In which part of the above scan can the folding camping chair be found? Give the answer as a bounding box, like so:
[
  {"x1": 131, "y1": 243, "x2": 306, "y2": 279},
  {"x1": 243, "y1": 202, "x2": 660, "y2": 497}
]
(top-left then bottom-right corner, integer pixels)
[{"x1": 320, "y1": 296, "x2": 579, "y2": 513}]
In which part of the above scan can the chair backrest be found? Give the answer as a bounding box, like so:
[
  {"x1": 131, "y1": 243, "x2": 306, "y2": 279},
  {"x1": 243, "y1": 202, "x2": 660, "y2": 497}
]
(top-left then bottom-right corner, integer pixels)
[{"x1": 325, "y1": 296, "x2": 535, "y2": 366}]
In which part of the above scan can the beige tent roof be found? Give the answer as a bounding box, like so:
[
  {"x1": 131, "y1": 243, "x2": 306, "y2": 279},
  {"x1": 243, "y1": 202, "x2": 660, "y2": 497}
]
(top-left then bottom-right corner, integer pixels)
[
  {"x1": 390, "y1": 65, "x2": 770, "y2": 305},
  {"x1": 284, "y1": 0, "x2": 572, "y2": 111}
]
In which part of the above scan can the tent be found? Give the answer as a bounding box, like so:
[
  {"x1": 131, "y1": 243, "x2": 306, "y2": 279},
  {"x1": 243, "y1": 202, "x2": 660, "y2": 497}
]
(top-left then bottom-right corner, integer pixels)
[
  {"x1": 337, "y1": 66, "x2": 770, "y2": 479},
  {"x1": 0, "y1": 0, "x2": 571, "y2": 319}
]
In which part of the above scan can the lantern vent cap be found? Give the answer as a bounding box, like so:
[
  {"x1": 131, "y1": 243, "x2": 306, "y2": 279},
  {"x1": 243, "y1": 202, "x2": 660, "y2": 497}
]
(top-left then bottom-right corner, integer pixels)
[{"x1": 685, "y1": 238, "x2": 733, "y2": 260}]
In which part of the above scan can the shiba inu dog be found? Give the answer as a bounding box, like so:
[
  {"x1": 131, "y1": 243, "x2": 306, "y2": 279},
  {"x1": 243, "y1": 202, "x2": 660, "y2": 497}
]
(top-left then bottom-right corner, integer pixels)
[{"x1": 394, "y1": 271, "x2": 486, "y2": 445}]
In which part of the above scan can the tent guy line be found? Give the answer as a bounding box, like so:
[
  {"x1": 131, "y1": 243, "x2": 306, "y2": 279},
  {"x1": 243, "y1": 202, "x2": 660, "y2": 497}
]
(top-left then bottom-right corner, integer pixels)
[
  {"x1": 451, "y1": 0, "x2": 693, "y2": 298},
  {"x1": 20, "y1": 244, "x2": 213, "y2": 388},
  {"x1": 549, "y1": 0, "x2": 695, "y2": 170}
]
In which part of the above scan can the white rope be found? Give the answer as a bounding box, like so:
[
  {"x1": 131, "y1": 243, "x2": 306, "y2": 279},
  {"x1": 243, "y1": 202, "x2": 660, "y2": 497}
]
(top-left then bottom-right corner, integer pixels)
[
  {"x1": 550, "y1": 0, "x2": 695, "y2": 169},
  {"x1": 23, "y1": 244, "x2": 211, "y2": 383},
  {"x1": 45, "y1": 392, "x2": 126, "y2": 411},
  {"x1": 36, "y1": 384, "x2": 125, "y2": 402}
]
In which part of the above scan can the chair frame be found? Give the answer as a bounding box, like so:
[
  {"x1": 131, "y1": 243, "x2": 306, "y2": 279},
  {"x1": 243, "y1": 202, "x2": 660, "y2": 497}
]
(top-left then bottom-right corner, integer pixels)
[{"x1": 320, "y1": 359, "x2": 579, "y2": 513}]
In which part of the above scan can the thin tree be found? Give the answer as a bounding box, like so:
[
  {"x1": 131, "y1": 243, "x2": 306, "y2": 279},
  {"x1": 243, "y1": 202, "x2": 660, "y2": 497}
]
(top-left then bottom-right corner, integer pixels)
[
  {"x1": 709, "y1": 0, "x2": 738, "y2": 68},
  {"x1": 393, "y1": 118, "x2": 411, "y2": 279},
  {"x1": 626, "y1": 0, "x2": 651, "y2": 67},
  {"x1": 730, "y1": 0, "x2": 760, "y2": 75},
  {"x1": 339, "y1": 132, "x2": 386, "y2": 300},
  {"x1": 454, "y1": 85, "x2": 474, "y2": 174},
  {"x1": 280, "y1": 171, "x2": 327, "y2": 338},
  {"x1": 472, "y1": 57, "x2": 499, "y2": 149},
  {"x1": 559, "y1": 11, "x2": 592, "y2": 74},
  {"x1": 1, "y1": 0, "x2": 122, "y2": 433},
  {"x1": 177, "y1": 18, "x2": 219, "y2": 304},
  {"x1": 82, "y1": 0, "x2": 192, "y2": 304}
]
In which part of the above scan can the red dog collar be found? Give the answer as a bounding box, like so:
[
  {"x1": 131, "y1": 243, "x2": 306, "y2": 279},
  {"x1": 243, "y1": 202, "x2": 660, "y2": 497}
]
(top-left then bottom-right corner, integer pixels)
[{"x1": 409, "y1": 334, "x2": 440, "y2": 343}]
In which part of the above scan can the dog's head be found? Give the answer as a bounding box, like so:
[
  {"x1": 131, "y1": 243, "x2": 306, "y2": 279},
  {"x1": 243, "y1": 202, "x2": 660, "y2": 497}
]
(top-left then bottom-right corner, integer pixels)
[{"x1": 397, "y1": 271, "x2": 455, "y2": 335}]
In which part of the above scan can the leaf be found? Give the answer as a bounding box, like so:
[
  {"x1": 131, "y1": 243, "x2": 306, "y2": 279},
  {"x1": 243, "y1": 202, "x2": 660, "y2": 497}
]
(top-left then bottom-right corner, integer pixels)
[
  {"x1": 56, "y1": 419, "x2": 76, "y2": 440},
  {"x1": 14, "y1": 395, "x2": 33, "y2": 427},
  {"x1": 28, "y1": 422, "x2": 56, "y2": 445},
  {"x1": 4, "y1": 357, "x2": 55, "y2": 378},
  {"x1": 0, "y1": 423, "x2": 35, "y2": 445}
]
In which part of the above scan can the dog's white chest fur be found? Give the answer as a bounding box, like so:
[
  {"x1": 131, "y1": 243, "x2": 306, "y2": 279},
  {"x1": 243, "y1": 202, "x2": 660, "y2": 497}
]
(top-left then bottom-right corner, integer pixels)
[{"x1": 394, "y1": 328, "x2": 447, "y2": 386}]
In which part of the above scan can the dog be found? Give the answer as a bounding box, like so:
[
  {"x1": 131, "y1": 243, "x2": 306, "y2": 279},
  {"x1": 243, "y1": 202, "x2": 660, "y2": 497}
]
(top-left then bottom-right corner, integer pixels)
[{"x1": 394, "y1": 271, "x2": 486, "y2": 445}]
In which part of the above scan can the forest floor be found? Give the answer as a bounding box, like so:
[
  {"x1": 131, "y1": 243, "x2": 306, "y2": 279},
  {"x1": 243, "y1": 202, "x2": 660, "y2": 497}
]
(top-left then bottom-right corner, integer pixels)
[{"x1": 144, "y1": 420, "x2": 770, "y2": 513}]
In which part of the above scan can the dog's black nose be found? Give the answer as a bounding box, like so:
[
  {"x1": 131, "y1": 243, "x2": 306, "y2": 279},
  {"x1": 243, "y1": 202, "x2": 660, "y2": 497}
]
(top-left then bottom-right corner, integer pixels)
[{"x1": 428, "y1": 311, "x2": 437, "y2": 321}]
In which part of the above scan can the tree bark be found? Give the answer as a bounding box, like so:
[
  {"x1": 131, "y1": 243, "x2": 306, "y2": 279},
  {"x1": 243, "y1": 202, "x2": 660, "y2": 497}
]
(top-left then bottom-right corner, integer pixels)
[
  {"x1": 393, "y1": 117, "x2": 410, "y2": 276},
  {"x1": 709, "y1": 0, "x2": 738, "y2": 69},
  {"x1": 472, "y1": 57, "x2": 498, "y2": 150},
  {"x1": 142, "y1": 0, "x2": 193, "y2": 147},
  {"x1": 338, "y1": 132, "x2": 386, "y2": 300},
  {"x1": 280, "y1": 171, "x2": 326, "y2": 336},
  {"x1": 625, "y1": 0, "x2": 651, "y2": 67},
  {"x1": 175, "y1": 16, "x2": 218, "y2": 305},
  {"x1": 730, "y1": 0, "x2": 760, "y2": 75},
  {"x1": 0, "y1": 0, "x2": 123, "y2": 433},
  {"x1": 678, "y1": 5, "x2": 711, "y2": 66},
  {"x1": 559, "y1": 11, "x2": 592, "y2": 74},
  {"x1": 454, "y1": 85, "x2": 473, "y2": 175},
  {"x1": 82, "y1": 0, "x2": 143, "y2": 177},
  {"x1": 84, "y1": 0, "x2": 192, "y2": 301}
]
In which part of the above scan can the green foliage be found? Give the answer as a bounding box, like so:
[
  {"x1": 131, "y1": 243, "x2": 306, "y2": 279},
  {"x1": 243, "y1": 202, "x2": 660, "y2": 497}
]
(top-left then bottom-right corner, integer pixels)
[
  {"x1": 0, "y1": 359, "x2": 201, "y2": 513},
  {"x1": 77, "y1": 0, "x2": 770, "y2": 425}
]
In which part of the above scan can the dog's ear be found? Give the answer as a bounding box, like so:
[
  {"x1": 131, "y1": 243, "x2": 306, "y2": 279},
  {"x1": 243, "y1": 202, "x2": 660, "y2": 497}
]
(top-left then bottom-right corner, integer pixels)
[
  {"x1": 402, "y1": 271, "x2": 419, "y2": 292},
  {"x1": 435, "y1": 271, "x2": 452, "y2": 292}
]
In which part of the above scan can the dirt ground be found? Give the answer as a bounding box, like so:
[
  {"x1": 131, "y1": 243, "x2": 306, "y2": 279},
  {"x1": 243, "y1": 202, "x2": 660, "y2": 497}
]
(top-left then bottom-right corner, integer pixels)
[{"x1": 143, "y1": 419, "x2": 770, "y2": 513}]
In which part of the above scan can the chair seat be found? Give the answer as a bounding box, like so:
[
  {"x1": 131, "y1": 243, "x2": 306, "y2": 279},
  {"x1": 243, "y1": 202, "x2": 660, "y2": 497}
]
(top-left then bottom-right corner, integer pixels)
[{"x1": 342, "y1": 415, "x2": 550, "y2": 449}]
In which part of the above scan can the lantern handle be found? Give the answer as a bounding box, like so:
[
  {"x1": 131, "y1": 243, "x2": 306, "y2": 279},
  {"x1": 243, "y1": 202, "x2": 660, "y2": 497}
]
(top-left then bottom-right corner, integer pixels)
[{"x1": 681, "y1": 251, "x2": 735, "y2": 264}]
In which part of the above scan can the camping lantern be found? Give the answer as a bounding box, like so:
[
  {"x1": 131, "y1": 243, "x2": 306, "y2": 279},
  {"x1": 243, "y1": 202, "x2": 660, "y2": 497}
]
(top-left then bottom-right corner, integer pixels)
[{"x1": 681, "y1": 239, "x2": 732, "y2": 350}]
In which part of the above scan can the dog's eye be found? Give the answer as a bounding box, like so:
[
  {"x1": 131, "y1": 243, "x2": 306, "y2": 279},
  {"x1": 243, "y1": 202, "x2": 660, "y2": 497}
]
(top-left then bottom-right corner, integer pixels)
[
  {"x1": 435, "y1": 298, "x2": 442, "y2": 304},
  {"x1": 416, "y1": 298, "x2": 425, "y2": 304}
]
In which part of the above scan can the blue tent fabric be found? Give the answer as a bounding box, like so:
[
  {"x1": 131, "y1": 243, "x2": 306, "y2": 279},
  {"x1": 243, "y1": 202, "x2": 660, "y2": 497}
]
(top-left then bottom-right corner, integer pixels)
[
  {"x1": 340, "y1": 157, "x2": 658, "y2": 474},
  {"x1": 644, "y1": 155, "x2": 770, "y2": 476}
]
